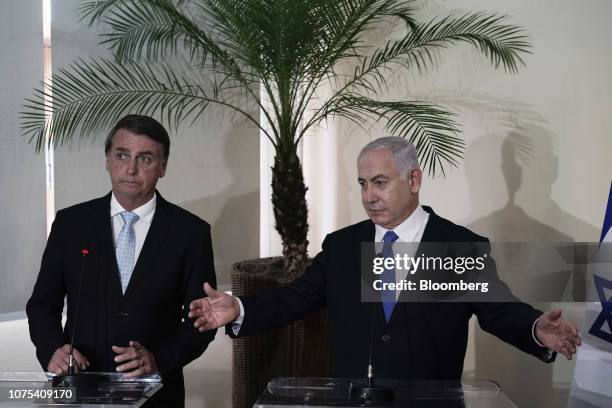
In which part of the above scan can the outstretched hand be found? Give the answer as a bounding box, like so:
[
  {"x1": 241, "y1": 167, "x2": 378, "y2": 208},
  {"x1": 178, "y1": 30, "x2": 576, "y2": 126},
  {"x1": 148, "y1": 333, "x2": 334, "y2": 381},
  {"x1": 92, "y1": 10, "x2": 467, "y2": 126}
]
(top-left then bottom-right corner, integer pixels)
[
  {"x1": 536, "y1": 309, "x2": 582, "y2": 360},
  {"x1": 188, "y1": 282, "x2": 240, "y2": 332}
]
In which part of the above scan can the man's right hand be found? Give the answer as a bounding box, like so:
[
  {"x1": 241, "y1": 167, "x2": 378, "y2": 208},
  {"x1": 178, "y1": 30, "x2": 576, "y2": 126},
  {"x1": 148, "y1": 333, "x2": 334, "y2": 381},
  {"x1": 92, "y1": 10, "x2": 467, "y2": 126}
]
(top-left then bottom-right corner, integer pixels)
[
  {"x1": 47, "y1": 344, "x2": 89, "y2": 375},
  {"x1": 188, "y1": 282, "x2": 240, "y2": 331}
]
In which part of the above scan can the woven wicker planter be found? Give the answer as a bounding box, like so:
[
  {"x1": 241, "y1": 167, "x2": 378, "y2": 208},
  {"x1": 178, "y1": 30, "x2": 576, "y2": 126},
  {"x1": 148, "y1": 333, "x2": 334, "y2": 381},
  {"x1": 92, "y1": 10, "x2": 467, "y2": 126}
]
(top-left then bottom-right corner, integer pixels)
[{"x1": 230, "y1": 257, "x2": 330, "y2": 408}]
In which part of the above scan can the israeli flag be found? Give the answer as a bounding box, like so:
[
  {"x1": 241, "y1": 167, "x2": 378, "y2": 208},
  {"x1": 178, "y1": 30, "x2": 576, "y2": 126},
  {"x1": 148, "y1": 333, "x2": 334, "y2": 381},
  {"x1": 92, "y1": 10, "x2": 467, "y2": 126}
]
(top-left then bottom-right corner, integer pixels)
[{"x1": 568, "y1": 181, "x2": 612, "y2": 407}]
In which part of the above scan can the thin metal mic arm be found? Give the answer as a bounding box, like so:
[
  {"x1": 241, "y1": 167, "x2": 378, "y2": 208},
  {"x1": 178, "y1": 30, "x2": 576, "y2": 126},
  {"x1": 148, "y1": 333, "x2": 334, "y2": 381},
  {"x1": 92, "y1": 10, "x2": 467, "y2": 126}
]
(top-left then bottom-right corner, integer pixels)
[{"x1": 68, "y1": 249, "x2": 89, "y2": 374}]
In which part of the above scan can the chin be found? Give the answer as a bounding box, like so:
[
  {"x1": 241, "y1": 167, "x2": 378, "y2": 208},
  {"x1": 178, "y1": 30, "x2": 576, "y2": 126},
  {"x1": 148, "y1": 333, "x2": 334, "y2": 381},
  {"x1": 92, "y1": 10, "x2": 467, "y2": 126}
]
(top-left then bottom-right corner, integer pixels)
[{"x1": 369, "y1": 215, "x2": 389, "y2": 226}]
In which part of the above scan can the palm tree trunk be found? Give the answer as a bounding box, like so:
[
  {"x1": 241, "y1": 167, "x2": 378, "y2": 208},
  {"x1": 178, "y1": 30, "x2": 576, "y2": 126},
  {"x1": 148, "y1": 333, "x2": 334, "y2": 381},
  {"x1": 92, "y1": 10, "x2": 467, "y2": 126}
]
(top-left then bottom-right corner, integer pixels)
[{"x1": 271, "y1": 139, "x2": 309, "y2": 280}]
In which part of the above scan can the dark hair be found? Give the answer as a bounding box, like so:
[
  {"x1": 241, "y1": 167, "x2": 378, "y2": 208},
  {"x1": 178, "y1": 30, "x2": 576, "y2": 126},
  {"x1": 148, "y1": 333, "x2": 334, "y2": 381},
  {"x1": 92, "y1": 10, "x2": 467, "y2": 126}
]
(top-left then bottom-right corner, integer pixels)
[{"x1": 104, "y1": 115, "x2": 170, "y2": 162}]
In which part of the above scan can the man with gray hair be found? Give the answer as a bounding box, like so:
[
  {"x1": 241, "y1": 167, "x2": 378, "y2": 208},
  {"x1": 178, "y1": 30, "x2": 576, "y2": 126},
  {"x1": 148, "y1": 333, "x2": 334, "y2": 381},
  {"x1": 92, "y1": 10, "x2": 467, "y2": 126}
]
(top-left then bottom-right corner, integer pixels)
[{"x1": 189, "y1": 136, "x2": 580, "y2": 381}]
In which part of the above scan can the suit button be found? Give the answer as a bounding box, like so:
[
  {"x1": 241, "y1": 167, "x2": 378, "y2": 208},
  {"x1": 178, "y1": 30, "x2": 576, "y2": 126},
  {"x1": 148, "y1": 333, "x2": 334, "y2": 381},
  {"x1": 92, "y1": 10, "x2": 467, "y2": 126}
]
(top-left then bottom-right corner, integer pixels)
[{"x1": 381, "y1": 334, "x2": 391, "y2": 342}]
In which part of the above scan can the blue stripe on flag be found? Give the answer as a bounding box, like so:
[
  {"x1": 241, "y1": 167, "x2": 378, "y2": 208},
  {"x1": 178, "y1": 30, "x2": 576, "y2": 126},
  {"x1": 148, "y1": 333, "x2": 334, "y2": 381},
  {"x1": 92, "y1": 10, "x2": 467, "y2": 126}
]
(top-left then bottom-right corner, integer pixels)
[{"x1": 601, "y1": 181, "x2": 612, "y2": 243}]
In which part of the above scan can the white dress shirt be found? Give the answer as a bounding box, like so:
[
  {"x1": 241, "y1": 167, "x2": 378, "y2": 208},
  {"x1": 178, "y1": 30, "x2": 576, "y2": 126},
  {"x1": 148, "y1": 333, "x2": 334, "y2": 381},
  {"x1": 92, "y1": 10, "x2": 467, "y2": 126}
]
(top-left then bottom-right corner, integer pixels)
[
  {"x1": 110, "y1": 192, "x2": 157, "y2": 264},
  {"x1": 375, "y1": 206, "x2": 429, "y2": 300}
]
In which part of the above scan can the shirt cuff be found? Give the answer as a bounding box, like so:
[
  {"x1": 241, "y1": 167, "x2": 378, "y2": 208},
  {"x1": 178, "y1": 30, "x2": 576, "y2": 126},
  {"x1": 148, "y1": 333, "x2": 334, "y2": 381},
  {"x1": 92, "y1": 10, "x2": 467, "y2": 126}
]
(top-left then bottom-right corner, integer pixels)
[
  {"x1": 532, "y1": 317, "x2": 545, "y2": 347},
  {"x1": 230, "y1": 295, "x2": 245, "y2": 336}
]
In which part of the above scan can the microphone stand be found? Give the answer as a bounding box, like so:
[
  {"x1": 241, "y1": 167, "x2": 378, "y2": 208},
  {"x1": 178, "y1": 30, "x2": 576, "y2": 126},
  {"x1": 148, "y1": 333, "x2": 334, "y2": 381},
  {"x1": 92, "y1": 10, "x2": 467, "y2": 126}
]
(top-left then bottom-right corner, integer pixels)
[
  {"x1": 349, "y1": 301, "x2": 394, "y2": 404},
  {"x1": 52, "y1": 249, "x2": 109, "y2": 395}
]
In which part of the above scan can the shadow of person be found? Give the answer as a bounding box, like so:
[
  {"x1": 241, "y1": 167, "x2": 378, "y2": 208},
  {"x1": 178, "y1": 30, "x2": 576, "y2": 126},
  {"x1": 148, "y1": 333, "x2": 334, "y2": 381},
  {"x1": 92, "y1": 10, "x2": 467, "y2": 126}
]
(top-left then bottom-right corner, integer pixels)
[
  {"x1": 179, "y1": 129, "x2": 260, "y2": 286},
  {"x1": 462, "y1": 127, "x2": 588, "y2": 408}
]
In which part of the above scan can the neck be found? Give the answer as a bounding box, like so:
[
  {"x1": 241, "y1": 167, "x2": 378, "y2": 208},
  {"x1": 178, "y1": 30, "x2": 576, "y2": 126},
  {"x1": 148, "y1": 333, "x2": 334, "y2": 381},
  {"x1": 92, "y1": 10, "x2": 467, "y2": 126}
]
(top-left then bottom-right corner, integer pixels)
[
  {"x1": 114, "y1": 192, "x2": 153, "y2": 212},
  {"x1": 384, "y1": 203, "x2": 420, "y2": 230}
]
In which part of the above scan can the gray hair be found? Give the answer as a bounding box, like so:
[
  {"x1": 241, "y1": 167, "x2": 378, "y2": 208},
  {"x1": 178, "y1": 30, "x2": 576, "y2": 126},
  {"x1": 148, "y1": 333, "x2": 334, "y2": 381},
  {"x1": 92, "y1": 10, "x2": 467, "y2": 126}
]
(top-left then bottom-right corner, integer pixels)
[{"x1": 358, "y1": 136, "x2": 420, "y2": 179}]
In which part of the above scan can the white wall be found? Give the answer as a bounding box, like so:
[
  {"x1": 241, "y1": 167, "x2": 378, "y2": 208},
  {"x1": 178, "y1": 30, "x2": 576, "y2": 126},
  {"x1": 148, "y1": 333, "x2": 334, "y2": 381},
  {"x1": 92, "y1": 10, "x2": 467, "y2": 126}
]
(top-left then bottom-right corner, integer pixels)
[{"x1": 0, "y1": 1, "x2": 46, "y2": 314}]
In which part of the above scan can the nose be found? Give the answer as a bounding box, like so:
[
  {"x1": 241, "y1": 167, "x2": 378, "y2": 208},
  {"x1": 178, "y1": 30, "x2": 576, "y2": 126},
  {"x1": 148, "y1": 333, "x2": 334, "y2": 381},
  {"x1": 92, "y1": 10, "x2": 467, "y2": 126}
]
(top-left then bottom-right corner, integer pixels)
[
  {"x1": 126, "y1": 158, "x2": 138, "y2": 176},
  {"x1": 362, "y1": 185, "x2": 378, "y2": 203}
]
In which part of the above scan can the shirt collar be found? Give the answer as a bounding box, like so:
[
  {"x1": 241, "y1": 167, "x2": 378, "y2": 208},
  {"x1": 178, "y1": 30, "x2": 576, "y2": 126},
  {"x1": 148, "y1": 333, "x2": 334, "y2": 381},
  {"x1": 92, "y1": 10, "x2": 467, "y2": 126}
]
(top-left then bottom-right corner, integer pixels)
[
  {"x1": 110, "y1": 192, "x2": 157, "y2": 224},
  {"x1": 374, "y1": 205, "x2": 429, "y2": 242}
]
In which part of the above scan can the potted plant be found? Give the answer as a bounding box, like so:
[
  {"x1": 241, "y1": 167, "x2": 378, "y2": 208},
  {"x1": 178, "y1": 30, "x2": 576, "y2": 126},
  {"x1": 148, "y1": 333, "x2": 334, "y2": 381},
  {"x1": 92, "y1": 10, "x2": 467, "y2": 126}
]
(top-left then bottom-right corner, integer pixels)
[{"x1": 21, "y1": 1, "x2": 530, "y2": 406}]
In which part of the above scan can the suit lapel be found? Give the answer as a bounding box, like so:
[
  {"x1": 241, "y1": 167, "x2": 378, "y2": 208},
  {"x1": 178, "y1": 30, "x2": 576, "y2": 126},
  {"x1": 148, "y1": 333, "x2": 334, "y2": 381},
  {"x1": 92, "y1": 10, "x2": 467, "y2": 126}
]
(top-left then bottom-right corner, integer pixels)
[
  {"x1": 123, "y1": 192, "x2": 172, "y2": 300},
  {"x1": 357, "y1": 220, "x2": 389, "y2": 327}
]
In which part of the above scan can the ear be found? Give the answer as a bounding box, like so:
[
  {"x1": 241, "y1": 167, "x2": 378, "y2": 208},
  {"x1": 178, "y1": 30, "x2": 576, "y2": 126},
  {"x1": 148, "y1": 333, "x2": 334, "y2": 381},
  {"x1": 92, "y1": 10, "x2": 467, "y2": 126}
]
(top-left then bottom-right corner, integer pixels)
[
  {"x1": 408, "y1": 168, "x2": 422, "y2": 193},
  {"x1": 159, "y1": 160, "x2": 167, "y2": 178},
  {"x1": 105, "y1": 154, "x2": 110, "y2": 172}
]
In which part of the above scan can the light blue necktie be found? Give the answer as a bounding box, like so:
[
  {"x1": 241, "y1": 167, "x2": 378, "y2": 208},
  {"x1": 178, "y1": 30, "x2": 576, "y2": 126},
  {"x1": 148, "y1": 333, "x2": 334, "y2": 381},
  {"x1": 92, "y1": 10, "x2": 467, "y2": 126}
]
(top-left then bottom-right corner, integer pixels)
[
  {"x1": 382, "y1": 230, "x2": 399, "y2": 322},
  {"x1": 116, "y1": 211, "x2": 139, "y2": 294}
]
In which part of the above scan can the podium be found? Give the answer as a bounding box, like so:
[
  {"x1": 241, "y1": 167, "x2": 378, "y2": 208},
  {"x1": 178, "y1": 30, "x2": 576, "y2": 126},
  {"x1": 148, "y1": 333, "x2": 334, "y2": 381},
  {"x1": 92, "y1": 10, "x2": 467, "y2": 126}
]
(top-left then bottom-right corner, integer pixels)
[
  {"x1": 0, "y1": 372, "x2": 162, "y2": 407},
  {"x1": 254, "y1": 377, "x2": 517, "y2": 407}
]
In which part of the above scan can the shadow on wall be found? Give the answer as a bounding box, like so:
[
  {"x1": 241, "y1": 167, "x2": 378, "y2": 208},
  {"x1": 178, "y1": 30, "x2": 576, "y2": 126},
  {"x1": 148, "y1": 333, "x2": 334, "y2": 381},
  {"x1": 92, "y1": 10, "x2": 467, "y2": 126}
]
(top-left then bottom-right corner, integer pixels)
[
  {"x1": 462, "y1": 118, "x2": 598, "y2": 407},
  {"x1": 180, "y1": 132, "x2": 259, "y2": 286}
]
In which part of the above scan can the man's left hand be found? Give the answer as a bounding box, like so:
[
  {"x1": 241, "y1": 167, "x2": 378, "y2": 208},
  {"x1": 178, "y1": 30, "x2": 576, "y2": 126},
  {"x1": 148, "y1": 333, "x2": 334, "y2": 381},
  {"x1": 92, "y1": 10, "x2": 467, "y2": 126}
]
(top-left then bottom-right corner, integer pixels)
[
  {"x1": 536, "y1": 309, "x2": 582, "y2": 360},
  {"x1": 112, "y1": 341, "x2": 158, "y2": 377}
]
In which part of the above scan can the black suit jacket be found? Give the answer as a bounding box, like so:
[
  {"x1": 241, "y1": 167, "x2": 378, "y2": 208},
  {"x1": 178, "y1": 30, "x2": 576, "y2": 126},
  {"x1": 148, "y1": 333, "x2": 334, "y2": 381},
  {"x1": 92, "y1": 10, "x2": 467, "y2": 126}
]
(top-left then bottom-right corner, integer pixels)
[
  {"x1": 26, "y1": 192, "x2": 217, "y2": 407},
  {"x1": 236, "y1": 206, "x2": 551, "y2": 380}
]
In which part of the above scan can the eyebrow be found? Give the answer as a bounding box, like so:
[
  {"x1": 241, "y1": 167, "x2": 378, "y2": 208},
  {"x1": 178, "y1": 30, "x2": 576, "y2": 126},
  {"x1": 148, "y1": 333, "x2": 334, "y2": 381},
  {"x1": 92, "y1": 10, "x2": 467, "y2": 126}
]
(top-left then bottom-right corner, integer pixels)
[
  {"x1": 113, "y1": 147, "x2": 155, "y2": 156},
  {"x1": 357, "y1": 174, "x2": 388, "y2": 182}
]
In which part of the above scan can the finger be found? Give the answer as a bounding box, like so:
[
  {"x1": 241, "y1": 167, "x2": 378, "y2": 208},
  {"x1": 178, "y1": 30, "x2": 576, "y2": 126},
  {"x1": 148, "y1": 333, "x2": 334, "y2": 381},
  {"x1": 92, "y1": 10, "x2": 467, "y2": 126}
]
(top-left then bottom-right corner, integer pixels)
[
  {"x1": 124, "y1": 367, "x2": 144, "y2": 378},
  {"x1": 203, "y1": 282, "x2": 217, "y2": 297},
  {"x1": 562, "y1": 331, "x2": 582, "y2": 346},
  {"x1": 189, "y1": 298, "x2": 203, "y2": 311},
  {"x1": 112, "y1": 345, "x2": 128, "y2": 354},
  {"x1": 563, "y1": 321, "x2": 579, "y2": 337},
  {"x1": 116, "y1": 358, "x2": 140, "y2": 373},
  {"x1": 129, "y1": 341, "x2": 143, "y2": 349},
  {"x1": 545, "y1": 309, "x2": 562, "y2": 322},
  {"x1": 194, "y1": 316, "x2": 209, "y2": 329},
  {"x1": 198, "y1": 322, "x2": 218, "y2": 332},
  {"x1": 72, "y1": 349, "x2": 88, "y2": 370},
  {"x1": 54, "y1": 355, "x2": 70, "y2": 371},
  {"x1": 560, "y1": 346, "x2": 572, "y2": 360},
  {"x1": 48, "y1": 361, "x2": 65, "y2": 375},
  {"x1": 55, "y1": 360, "x2": 69, "y2": 374},
  {"x1": 188, "y1": 307, "x2": 204, "y2": 319},
  {"x1": 562, "y1": 338, "x2": 577, "y2": 355},
  {"x1": 53, "y1": 365, "x2": 66, "y2": 375},
  {"x1": 114, "y1": 349, "x2": 138, "y2": 363}
]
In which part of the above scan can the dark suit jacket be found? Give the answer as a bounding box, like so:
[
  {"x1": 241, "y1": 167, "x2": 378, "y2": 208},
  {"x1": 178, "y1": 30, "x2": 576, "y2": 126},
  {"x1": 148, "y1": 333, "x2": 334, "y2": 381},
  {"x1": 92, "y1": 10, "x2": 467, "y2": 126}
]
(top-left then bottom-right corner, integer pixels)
[
  {"x1": 236, "y1": 206, "x2": 552, "y2": 380},
  {"x1": 26, "y1": 192, "x2": 217, "y2": 407}
]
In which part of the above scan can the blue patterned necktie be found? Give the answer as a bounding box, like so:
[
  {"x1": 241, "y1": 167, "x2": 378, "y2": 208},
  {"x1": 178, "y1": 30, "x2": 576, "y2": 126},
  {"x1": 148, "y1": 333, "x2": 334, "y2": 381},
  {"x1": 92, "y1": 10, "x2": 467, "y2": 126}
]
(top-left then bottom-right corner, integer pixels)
[
  {"x1": 382, "y1": 230, "x2": 399, "y2": 322},
  {"x1": 116, "y1": 211, "x2": 139, "y2": 294}
]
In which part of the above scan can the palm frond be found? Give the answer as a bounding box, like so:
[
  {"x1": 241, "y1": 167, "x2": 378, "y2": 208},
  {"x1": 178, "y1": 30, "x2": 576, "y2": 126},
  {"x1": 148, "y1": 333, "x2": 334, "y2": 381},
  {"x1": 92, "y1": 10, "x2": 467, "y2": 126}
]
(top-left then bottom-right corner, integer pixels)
[
  {"x1": 78, "y1": 0, "x2": 133, "y2": 25},
  {"x1": 20, "y1": 59, "x2": 265, "y2": 152},
  {"x1": 288, "y1": 0, "x2": 418, "y2": 138},
  {"x1": 98, "y1": 1, "x2": 201, "y2": 63},
  {"x1": 338, "y1": 11, "x2": 530, "y2": 98},
  {"x1": 323, "y1": 95, "x2": 464, "y2": 176}
]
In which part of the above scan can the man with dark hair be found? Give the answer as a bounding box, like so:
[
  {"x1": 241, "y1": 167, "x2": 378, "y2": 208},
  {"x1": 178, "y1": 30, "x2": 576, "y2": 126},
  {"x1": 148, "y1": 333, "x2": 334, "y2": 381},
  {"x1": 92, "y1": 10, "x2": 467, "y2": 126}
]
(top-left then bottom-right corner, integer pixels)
[
  {"x1": 188, "y1": 136, "x2": 581, "y2": 382},
  {"x1": 27, "y1": 114, "x2": 216, "y2": 407}
]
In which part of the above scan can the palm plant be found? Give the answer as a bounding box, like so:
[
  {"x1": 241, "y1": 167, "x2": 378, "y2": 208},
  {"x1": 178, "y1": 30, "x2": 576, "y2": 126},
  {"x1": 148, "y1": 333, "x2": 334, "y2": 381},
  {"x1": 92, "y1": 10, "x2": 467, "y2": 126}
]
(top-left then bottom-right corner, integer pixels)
[{"x1": 21, "y1": 0, "x2": 530, "y2": 278}]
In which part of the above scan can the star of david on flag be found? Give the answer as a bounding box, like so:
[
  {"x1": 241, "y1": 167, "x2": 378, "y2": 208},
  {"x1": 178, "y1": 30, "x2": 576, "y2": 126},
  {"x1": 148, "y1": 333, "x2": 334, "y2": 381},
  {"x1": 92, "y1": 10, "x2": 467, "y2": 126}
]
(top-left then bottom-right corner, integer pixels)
[{"x1": 589, "y1": 274, "x2": 612, "y2": 343}]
